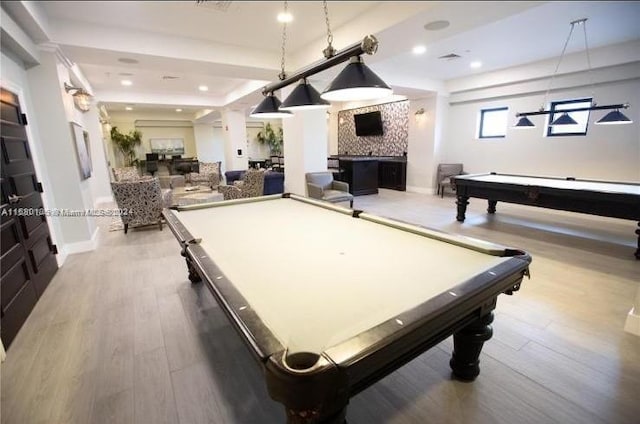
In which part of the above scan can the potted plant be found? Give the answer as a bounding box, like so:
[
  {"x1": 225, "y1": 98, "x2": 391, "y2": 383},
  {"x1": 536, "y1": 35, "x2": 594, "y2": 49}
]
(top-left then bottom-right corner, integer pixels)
[
  {"x1": 110, "y1": 126, "x2": 142, "y2": 166},
  {"x1": 256, "y1": 123, "x2": 283, "y2": 156}
]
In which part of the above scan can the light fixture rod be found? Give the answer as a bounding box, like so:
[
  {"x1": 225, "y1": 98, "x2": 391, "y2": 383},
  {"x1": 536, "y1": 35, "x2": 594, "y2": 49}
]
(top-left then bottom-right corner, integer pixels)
[
  {"x1": 262, "y1": 35, "x2": 378, "y2": 95},
  {"x1": 516, "y1": 103, "x2": 629, "y2": 117}
]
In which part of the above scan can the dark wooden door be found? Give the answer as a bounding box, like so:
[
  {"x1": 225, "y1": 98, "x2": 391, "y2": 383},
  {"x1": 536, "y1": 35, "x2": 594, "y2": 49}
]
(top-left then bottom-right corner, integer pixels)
[{"x1": 1, "y1": 87, "x2": 58, "y2": 348}]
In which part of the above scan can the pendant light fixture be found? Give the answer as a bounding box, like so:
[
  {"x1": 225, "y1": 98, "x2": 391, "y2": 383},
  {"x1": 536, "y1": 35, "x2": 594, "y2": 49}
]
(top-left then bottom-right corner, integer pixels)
[
  {"x1": 250, "y1": 92, "x2": 292, "y2": 119},
  {"x1": 250, "y1": 1, "x2": 293, "y2": 119},
  {"x1": 279, "y1": 78, "x2": 330, "y2": 111},
  {"x1": 251, "y1": 0, "x2": 392, "y2": 116},
  {"x1": 514, "y1": 18, "x2": 633, "y2": 128},
  {"x1": 596, "y1": 109, "x2": 633, "y2": 125},
  {"x1": 317, "y1": 0, "x2": 391, "y2": 102},
  {"x1": 321, "y1": 56, "x2": 392, "y2": 101}
]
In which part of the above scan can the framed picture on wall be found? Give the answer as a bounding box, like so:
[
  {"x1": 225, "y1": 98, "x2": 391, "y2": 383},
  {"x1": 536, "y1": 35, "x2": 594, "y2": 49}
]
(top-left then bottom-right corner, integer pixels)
[{"x1": 71, "y1": 122, "x2": 92, "y2": 180}]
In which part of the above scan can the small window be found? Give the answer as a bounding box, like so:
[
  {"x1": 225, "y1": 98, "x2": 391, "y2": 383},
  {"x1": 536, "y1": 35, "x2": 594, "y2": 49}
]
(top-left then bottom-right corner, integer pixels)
[
  {"x1": 478, "y1": 107, "x2": 508, "y2": 139},
  {"x1": 547, "y1": 98, "x2": 592, "y2": 137}
]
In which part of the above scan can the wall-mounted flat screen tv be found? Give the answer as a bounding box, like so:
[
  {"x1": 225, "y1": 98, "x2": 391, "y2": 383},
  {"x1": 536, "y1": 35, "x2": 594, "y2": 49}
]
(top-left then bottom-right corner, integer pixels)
[{"x1": 354, "y1": 111, "x2": 383, "y2": 136}]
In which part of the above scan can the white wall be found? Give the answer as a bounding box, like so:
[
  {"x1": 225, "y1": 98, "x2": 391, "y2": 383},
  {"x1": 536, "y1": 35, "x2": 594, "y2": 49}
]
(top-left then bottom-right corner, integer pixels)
[
  {"x1": 1, "y1": 51, "x2": 65, "y2": 260},
  {"x1": 82, "y1": 106, "x2": 113, "y2": 204},
  {"x1": 26, "y1": 51, "x2": 98, "y2": 250},
  {"x1": 221, "y1": 110, "x2": 248, "y2": 172},
  {"x1": 282, "y1": 109, "x2": 328, "y2": 196},
  {"x1": 441, "y1": 77, "x2": 640, "y2": 180},
  {"x1": 406, "y1": 97, "x2": 437, "y2": 193}
]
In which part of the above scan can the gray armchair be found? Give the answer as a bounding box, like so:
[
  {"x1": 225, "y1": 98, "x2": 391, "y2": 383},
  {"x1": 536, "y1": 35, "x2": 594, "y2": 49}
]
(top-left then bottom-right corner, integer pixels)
[
  {"x1": 305, "y1": 172, "x2": 354, "y2": 208},
  {"x1": 436, "y1": 163, "x2": 465, "y2": 198}
]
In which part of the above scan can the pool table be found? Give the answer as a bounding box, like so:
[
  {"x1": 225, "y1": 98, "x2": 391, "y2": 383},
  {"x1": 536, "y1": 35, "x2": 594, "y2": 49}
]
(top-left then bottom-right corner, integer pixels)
[
  {"x1": 163, "y1": 194, "x2": 531, "y2": 423},
  {"x1": 453, "y1": 173, "x2": 640, "y2": 259}
]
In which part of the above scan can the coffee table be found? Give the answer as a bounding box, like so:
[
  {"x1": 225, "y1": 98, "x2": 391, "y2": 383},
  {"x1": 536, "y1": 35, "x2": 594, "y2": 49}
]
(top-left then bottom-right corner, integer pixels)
[{"x1": 172, "y1": 186, "x2": 224, "y2": 206}]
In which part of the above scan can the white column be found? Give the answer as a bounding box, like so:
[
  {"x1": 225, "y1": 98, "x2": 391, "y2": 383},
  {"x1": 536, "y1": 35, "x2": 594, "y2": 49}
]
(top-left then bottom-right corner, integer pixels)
[
  {"x1": 221, "y1": 109, "x2": 248, "y2": 172},
  {"x1": 281, "y1": 93, "x2": 329, "y2": 196}
]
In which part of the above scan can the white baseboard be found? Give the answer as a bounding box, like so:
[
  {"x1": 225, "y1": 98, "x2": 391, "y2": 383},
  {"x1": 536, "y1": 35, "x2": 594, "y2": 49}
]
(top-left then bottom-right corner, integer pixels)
[
  {"x1": 59, "y1": 227, "x2": 100, "y2": 260},
  {"x1": 55, "y1": 250, "x2": 68, "y2": 267},
  {"x1": 624, "y1": 307, "x2": 640, "y2": 336},
  {"x1": 406, "y1": 186, "x2": 435, "y2": 195},
  {"x1": 94, "y1": 195, "x2": 114, "y2": 207}
]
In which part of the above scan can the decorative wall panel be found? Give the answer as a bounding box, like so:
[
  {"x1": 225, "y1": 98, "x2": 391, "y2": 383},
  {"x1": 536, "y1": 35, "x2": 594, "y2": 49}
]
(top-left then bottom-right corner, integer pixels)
[{"x1": 337, "y1": 101, "x2": 409, "y2": 156}]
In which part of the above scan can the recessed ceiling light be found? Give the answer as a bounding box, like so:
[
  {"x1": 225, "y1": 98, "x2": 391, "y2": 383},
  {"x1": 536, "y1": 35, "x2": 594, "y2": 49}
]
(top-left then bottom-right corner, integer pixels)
[
  {"x1": 121, "y1": 80, "x2": 133, "y2": 86},
  {"x1": 176, "y1": 108, "x2": 182, "y2": 112},
  {"x1": 125, "y1": 106, "x2": 133, "y2": 111},
  {"x1": 470, "y1": 61, "x2": 482, "y2": 69},
  {"x1": 412, "y1": 45, "x2": 427, "y2": 55},
  {"x1": 277, "y1": 12, "x2": 293, "y2": 23},
  {"x1": 424, "y1": 20, "x2": 450, "y2": 31},
  {"x1": 118, "y1": 58, "x2": 139, "y2": 64},
  {"x1": 198, "y1": 85, "x2": 209, "y2": 92}
]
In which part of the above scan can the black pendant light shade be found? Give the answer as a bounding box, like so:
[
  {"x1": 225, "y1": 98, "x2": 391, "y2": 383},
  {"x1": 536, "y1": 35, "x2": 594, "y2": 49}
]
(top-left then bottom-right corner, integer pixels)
[
  {"x1": 595, "y1": 109, "x2": 633, "y2": 125},
  {"x1": 321, "y1": 56, "x2": 392, "y2": 102},
  {"x1": 249, "y1": 93, "x2": 293, "y2": 119},
  {"x1": 279, "y1": 80, "x2": 330, "y2": 111},
  {"x1": 550, "y1": 112, "x2": 578, "y2": 126},
  {"x1": 513, "y1": 116, "x2": 536, "y2": 128}
]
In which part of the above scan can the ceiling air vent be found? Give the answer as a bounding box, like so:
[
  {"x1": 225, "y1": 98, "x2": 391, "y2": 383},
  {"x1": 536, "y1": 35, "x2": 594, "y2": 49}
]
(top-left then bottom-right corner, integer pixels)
[
  {"x1": 162, "y1": 76, "x2": 180, "y2": 80},
  {"x1": 438, "y1": 53, "x2": 462, "y2": 60},
  {"x1": 196, "y1": 1, "x2": 233, "y2": 12}
]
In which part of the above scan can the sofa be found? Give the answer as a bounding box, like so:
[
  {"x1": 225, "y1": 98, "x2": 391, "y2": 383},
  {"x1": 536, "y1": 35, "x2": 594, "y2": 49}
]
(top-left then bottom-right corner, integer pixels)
[{"x1": 225, "y1": 170, "x2": 284, "y2": 195}]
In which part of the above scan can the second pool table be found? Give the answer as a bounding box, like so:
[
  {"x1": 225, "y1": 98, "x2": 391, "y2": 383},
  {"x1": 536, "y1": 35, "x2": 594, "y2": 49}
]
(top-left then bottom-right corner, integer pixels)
[
  {"x1": 164, "y1": 194, "x2": 531, "y2": 423},
  {"x1": 453, "y1": 173, "x2": 640, "y2": 259}
]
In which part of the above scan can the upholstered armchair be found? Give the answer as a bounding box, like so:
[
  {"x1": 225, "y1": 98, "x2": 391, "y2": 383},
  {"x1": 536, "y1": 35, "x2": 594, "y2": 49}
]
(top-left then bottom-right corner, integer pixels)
[
  {"x1": 112, "y1": 166, "x2": 140, "y2": 181},
  {"x1": 436, "y1": 163, "x2": 465, "y2": 198},
  {"x1": 219, "y1": 168, "x2": 265, "y2": 200},
  {"x1": 111, "y1": 177, "x2": 172, "y2": 234},
  {"x1": 305, "y1": 172, "x2": 354, "y2": 208},
  {"x1": 189, "y1": 161, "x2": 222, "y2": 189}
]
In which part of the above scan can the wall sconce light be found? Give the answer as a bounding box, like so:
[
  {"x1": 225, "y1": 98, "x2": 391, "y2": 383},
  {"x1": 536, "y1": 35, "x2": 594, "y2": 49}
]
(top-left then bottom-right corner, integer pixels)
[
  {"x1": 64, "y1": 82, "x2": 92, "y2": 113},
  {"x1": 414, "y1": 107, "x2": 426, "y2": 122}
]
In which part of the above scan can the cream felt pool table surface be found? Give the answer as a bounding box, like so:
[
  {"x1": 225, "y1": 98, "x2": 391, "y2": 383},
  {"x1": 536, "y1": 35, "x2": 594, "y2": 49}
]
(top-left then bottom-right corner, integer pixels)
[{"x1": 164, "y1": 194, "x2": 531, "y2": 423}]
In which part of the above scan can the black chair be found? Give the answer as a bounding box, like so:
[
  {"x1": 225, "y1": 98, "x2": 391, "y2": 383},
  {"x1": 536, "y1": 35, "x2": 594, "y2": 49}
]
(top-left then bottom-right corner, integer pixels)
[{"x1": 145, "y1": 154, "x2": 159, "y2": 175}]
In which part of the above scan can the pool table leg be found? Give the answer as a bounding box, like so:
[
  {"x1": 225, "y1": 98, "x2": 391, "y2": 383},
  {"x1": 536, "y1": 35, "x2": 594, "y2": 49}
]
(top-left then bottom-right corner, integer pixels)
[
  {"x1": 456, "y1": 195, "x2": 469, "y2": 222},
  {"x1": 487, "y1": 200, "x2": 497, "y2": 214},
  {"x1": 449, "y1": 311, "x2": 494, "y2": 381},
  {"x1": 180, "y1": 245, "x2": 202, "y2": 283}
]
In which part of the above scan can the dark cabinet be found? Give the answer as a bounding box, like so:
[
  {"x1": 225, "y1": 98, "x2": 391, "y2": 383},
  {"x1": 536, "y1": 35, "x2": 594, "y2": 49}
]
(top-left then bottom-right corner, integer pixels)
[
  {"x1": 339, "y1": 159, "x2": 379, "y2": 196},
  {"x1": 378, "y1": 160, "x2": 407, "y2": 191},
  {"x1": 335, "y1": 156, "x2": 407, "y2": 195}
]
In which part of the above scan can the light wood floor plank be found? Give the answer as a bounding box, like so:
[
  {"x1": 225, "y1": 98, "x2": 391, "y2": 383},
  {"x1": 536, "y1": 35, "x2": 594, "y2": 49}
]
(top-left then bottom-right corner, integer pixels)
[{"x1": 133, "y1": 347, "x2": 178, "y2": 424}]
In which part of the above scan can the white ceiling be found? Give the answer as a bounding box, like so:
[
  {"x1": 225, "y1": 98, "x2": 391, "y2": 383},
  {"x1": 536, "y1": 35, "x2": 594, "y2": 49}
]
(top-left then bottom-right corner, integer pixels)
[{"x1": 8, "y1": 1, "x2": 640, "y2": 118}]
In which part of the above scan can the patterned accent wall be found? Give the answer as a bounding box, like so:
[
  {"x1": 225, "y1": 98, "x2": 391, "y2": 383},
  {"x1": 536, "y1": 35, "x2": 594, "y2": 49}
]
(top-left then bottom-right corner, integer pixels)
[{"x1": 337, "y1": 100, "x2": 409, "y2": 156}]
